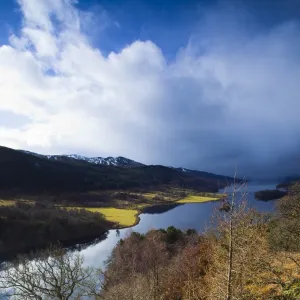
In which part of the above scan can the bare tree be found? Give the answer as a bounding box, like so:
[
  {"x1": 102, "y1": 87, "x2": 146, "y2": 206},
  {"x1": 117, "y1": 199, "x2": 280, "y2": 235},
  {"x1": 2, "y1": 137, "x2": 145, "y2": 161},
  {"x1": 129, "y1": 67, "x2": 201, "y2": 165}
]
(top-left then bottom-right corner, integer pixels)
[
  {"x1": 224, "y1": 171, "x2": 248, "y2": 300},
  {"x1": 141, "y1": 230, "x2": 168, "y2": 300},
  {"x1": 100, "y1": 230, "x2": 169, "y2": 300},
  {"x1": 204, "y1": 172, "x2": 273, "y2": 300},
  {"x1": 0, "y1": 245, "x2": 101, "y2": 300}
]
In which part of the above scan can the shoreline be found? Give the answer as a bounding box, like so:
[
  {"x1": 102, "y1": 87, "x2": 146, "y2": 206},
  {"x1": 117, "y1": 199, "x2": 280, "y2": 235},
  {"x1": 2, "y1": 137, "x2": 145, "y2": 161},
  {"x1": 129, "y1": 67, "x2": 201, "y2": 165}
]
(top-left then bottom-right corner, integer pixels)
[
  {"x1": 114, "y1": 212, "x2": 141, "y2": 230},
  {"x1": 112, "y1": 197, "x2": 222, "y2": 229},
  {"x1": 63, "y1": 198, "x2": 223, "y2": 258}
]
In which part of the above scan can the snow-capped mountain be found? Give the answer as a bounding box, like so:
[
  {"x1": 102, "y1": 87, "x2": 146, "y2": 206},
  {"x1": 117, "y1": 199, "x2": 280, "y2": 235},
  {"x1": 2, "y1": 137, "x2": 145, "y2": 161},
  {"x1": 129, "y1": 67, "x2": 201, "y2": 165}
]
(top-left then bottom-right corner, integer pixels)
[
  {"x1": 20, "y1": 150, "x2": 145, "y2": 168},
  {"x1": 64, "y1": 154, "x2": 145, "y2": 167},
  {"x1": 19, "y1": 150, "x2": 236, "y2": 182},
  {"x1": 178, "y1": 167, "x2": 189, "y2": 172}
]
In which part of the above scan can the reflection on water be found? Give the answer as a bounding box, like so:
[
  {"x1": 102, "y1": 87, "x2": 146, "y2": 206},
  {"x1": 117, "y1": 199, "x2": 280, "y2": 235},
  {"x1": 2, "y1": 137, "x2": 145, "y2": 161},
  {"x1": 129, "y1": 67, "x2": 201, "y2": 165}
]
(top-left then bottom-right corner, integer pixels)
[
  {"x1": 141, "y1": 203, "x2": 183, "y2": 214},
  {"x1": 77, "y1": 182, "x2": 278, "y2": 269}
]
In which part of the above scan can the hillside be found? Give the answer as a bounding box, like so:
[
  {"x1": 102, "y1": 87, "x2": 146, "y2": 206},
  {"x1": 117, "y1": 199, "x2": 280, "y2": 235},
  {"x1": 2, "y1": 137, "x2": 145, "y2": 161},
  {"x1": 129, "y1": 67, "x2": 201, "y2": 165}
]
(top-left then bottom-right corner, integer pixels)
[
  {"x1": 176, "y1": 167, "x2": 237, "y2": 188},
  {"x1": 276, "y1": 175, "x2": 300, "y2": 189},
  {"x1": 0, "y1": 146, "x2": 237, "y2": 200}
]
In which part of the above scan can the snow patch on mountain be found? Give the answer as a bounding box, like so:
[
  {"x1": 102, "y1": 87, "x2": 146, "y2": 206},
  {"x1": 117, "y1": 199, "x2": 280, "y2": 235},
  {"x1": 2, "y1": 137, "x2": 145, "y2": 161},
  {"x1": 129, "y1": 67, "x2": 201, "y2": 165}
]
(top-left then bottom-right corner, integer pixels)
[{"x1": 20, "y1": 150, "x2": 145, "y2": 168}]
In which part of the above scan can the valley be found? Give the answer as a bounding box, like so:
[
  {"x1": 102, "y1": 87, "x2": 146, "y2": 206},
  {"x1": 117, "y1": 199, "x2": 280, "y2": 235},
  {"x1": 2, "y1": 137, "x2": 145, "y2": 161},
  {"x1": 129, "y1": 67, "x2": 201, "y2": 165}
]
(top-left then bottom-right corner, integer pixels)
[{"x1": 0, "y1": 146, "x2": 229, "y2": 258}]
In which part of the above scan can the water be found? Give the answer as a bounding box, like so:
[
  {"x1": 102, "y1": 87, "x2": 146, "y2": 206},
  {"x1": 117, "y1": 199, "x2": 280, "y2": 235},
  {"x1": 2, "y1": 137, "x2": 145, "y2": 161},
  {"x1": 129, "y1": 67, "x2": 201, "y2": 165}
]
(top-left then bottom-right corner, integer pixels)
[{"x1": 76, "y1": 182, "x2": 278, "y2": 269}]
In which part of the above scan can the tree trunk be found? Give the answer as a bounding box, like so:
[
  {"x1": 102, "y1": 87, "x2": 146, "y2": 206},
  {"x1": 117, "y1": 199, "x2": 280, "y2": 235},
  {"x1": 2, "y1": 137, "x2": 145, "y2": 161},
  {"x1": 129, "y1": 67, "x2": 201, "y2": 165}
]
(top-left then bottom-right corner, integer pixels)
[
  {"x1": 226, "y1": 216, "x2": 233, "y2": 300},
  {"x1": 226, "y1": 174, "x2": 236, "y2": 300}
]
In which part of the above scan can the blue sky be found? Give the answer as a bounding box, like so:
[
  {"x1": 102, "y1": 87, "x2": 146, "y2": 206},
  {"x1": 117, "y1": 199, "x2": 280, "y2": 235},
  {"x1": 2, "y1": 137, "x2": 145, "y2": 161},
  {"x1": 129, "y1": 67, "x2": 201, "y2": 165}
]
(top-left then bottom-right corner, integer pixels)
[
  {"x1": 0, "y1": 0, "x2": 300, "y2": 179},
  {"x1": 1, "y1": 0, "x2": 206, "y2": 62},
  {"x1": 0, "y1": 0, "x2": 196, "y2": 53},
  {"x1": 2, "y1": 0, "x2": 300, "y2": 58}
]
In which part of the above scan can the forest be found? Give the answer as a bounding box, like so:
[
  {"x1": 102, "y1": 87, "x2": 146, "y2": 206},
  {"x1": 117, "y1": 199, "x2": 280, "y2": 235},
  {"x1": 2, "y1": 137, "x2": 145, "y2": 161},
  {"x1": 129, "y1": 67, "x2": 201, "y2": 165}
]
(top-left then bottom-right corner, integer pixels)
[{"x1": 0, "y1": 202, "x2": 113, "y2": 259}]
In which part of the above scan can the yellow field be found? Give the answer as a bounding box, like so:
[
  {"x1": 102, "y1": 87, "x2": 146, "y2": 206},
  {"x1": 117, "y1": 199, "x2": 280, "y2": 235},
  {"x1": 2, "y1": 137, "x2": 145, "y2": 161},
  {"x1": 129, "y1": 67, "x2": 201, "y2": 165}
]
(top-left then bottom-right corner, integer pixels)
[
  {"x1": 142, "y1": 193, "x2": 158, "y2": 199},
  {"x1": 177, "y1": 195, "x2": 220, "y2": 203},
  {"x1": 73, "y1": 207, "x2": 139, "y2": 227},
  {"x1": 0, "y1": 200, "x2": 16, "y2": 206}
]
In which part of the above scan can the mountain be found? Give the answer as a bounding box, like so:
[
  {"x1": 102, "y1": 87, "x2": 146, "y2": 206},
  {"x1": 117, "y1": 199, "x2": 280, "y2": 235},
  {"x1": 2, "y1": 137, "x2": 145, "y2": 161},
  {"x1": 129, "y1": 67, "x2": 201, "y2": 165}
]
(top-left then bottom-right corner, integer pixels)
[
  {"x1": 21, "y1": 150, "x2": 145, "y2": 168},
  {"x1": 19, "y1": 151, "x2": 239, "y2": 185},
  {"x1": 175, "y1": 168, "x2": 238, "y2": 188},
  {"x1": 0, "y1": 146, "x2": 239, "y2": 201},
  {"x1": 65, "y1": 155, "x2": 145, "y2": 167}
]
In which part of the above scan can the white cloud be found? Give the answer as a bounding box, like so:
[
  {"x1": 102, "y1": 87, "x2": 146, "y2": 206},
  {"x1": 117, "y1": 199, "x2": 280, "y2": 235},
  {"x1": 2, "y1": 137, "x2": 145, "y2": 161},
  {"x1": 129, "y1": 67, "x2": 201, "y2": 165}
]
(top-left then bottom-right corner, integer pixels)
[{"x1": 0, "y1": 0, "x2": 300, "y2": 178}]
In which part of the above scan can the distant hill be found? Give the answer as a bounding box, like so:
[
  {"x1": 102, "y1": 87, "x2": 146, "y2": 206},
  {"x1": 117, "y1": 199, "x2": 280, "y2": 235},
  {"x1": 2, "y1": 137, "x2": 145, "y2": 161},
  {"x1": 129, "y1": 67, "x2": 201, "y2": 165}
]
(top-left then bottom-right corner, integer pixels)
[
  {"x1": 0, "y1": 146, "x2": 239, "y2": 199},
  {"x1": 276, "y1": 175, "x2": 300, "y2": 189},
  {"x1": 175, "y1": 167, "x2": 238, "y2": 189}
]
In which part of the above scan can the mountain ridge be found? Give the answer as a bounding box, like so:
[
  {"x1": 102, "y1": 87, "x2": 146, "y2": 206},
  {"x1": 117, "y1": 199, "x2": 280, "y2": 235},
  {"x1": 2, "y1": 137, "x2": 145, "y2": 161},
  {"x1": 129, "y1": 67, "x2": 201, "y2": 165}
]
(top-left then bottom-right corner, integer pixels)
[
  {"x1": 0, "y1": 146, "x2": 241, "y2": 202},
  {"x1": 20, "y1": 150, "x2": 145, "y2": 168},
  {"x1": 20, "y1": 150, "x2": 237, "y2": 184}
]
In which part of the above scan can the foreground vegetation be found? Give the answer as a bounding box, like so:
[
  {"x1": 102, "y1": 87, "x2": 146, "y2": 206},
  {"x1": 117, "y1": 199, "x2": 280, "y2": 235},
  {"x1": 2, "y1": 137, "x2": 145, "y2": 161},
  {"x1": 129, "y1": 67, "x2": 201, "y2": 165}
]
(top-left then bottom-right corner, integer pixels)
[
  {"x1": 100, "y1": 182, "x2": 300, "y2": 300},
  {"x1": 1, "y1": 181, "x2": 300, "y2": 299}
]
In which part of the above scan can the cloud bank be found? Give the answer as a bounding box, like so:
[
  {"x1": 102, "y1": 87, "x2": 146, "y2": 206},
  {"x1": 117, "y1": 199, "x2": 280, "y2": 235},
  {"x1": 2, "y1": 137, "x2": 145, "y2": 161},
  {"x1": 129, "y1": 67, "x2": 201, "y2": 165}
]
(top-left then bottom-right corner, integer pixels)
[{"x1": 0, "y1": 0, "x2": 300, "y2": 179}]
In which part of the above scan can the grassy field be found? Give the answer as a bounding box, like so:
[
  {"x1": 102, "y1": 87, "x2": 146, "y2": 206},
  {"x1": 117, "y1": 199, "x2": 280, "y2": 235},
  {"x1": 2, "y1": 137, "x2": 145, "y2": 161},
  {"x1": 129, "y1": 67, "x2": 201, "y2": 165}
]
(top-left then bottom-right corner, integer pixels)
[
  {"x1": 71, "y1": 207, "x2": 139, "y2": 227},
  {"x1": 142, "y1": 193, "x2": 158, "y2": 199},
  {"x1": 0, "y1": 200, "x2": 139, "y2": 228},
  {"x1": 0, "y1": 200, "x2": 16, "y2": 206},
  {"x1": 177, "y1": 195, "x2": 220, "y2": 203}
]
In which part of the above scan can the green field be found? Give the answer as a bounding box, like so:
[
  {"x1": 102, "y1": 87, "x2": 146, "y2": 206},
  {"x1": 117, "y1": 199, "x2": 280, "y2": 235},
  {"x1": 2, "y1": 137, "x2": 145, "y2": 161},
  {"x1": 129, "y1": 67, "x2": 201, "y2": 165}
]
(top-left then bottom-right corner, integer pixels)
[{"x1": 71, "y1": 207, "x2": 139, "y2": 227}]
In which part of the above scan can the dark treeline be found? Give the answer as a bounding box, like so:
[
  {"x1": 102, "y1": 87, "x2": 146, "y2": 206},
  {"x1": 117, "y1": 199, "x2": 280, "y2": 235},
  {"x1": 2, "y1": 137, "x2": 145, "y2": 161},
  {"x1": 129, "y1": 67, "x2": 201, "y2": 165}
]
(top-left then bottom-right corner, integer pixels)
[
  {"x1": 255, "y1": 189, "x2": 287, "y2": 201},
  {"x1": 0, "y1": 202, "x2": 112, "y2": 260}
]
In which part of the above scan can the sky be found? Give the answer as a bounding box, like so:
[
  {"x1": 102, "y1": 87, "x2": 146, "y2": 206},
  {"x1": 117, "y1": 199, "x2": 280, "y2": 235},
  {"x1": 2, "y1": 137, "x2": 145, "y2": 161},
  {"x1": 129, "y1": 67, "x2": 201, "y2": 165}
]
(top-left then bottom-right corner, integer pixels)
[{"x1": 0, "y1": 0, "x2": 300, "y2": 179}]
